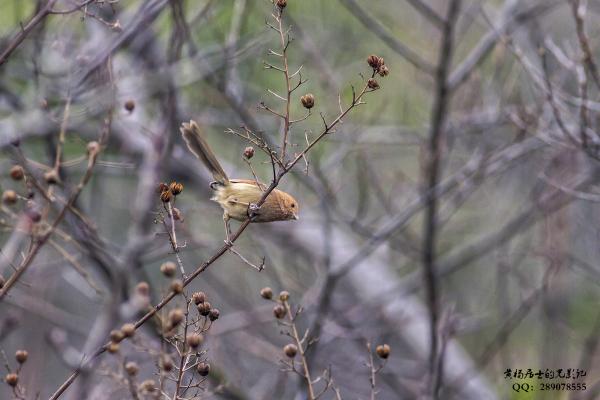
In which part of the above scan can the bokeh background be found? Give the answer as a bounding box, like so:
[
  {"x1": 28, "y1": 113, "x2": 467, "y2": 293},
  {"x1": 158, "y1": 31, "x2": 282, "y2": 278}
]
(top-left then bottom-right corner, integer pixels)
[{"x1": 1, "y1": 0, "x2": 600, "y2": 399}]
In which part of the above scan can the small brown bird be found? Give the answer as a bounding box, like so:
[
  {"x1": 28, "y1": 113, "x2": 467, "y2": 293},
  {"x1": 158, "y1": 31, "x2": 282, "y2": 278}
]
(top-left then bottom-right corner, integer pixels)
[{"x1": 180, "y1": 120, "x2": 299, "y2": 239}]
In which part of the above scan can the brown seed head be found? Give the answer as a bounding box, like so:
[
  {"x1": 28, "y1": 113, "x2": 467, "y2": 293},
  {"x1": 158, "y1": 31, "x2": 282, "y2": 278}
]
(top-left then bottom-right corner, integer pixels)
[
  {"x1": 160, "y1": 356, "x2": 173, "y2": 372},
  {"x1": 156, "y1": 182, "x2": 169, "y2": 194},
  {"x1": 5, "y1": 373, "x2": 18, "y2": 387},
  {"x1": 196, "y1": 362, "x2": 210, "y2": 376},
  {"x1": 273, "y1": 304, "x2": 286, "y2": 319},
  {"x1": 15, "y1": 350, "x2": 28, "y2": 364},
  {"x1": 283, "y1": 343, "x2": 298, "y2": 358},
  {"x1": 110, "y1": 329, "x2": 125, "y2": 343},
  {"x1": 168, "y1": 308, "x2": 185, "y2": 326},
  {"x1": 125, "y1": 361, "x2": 139, "y2": 376},
  {"x1": 160, "y1": 190, "x2": 172, "y2": 203},
  {"x1": 243, "y1": 146, "x2": 255, "y2": 159},
  {"x1": 136, "y1": 282, "x2": 150, "y2": 296},
  {"x1": 376, "y1": 344, "x2": 391, "y2": 359},
  {"x1": 367, "y1": 54, "x2": 381, "y2": 69},
  {"x1": 260, "y1": 287, "x2": 273, "y2": 300},
  {"x1": 378, "y1": 65, "x2": 390, "y2": 77},
  {"x1": 2, "y1": 190, "x2": 17, "y2": 205},
  {"x1": 186, "y1": 333, "x2": 204, "y2": 348},
  {"x1": 169, "y1": 182, "x2": 183, "y2": 195},
  {"x1": 198, "y1": 302, "x2": 212, "y2": 316},
  {"x1": 107, "y1": 342, "x2": 120, "y2": 354},
  {"x1": 124, "y1": 100, "x2": 135, "y2": 112},
  {"x1": 160, "y1": 261, "x2": 177, "y2": 277},
  {"x1": 10, "y1": 165, "x2": 24, "y2": 181},
  {"x1": 192, "y1": 291, "x2": 207, "y2": 305},
  {"x1": 121, "y1": 323, "x2": 136, "y2": 338},
  {"x1": 367, "y1": 78, "x2": 380, "y2": 90},
  {"x1": 170, "y1": 279, "x2": 184, "y2": 294},
  {"x1": 279, "y1": 291, "x2": 290, "y2": 302},
  {"x1": 301, "y1": 93, "x2": 315, "y2": 109},
  {"x1": 276, "y1": 0, "x2": 287, "y2": 9},
  {"x1": 208, "y1": 308, "x2": 220, "y2": 321},
  {"x1": 139, "y1": 379, "x2": 156, "y2": 393}
]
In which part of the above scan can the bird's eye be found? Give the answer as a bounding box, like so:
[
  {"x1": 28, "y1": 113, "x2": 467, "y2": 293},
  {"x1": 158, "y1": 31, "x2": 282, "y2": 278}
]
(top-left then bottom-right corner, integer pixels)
[{"x1": 291, "y1": 203, "x2": 295, "y2": 208}]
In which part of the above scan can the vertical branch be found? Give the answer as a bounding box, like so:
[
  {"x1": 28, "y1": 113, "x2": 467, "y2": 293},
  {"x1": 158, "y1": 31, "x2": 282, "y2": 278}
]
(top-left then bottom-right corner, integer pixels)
[
  {"x1": 283, "y1": 300, "x2": 315, "y2": 400},
  {"x1": 422, "y1": 1, "x2": 461, "y2": 399},
  {"x1": 275, "y1": 7, "x2": 293, "y2": 159}
]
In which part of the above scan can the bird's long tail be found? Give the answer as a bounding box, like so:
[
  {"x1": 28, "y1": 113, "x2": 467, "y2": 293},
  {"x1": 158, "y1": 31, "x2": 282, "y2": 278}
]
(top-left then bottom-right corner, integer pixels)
[{"x1": 180, "y1": 120, "x2": 229, "y2": 185}]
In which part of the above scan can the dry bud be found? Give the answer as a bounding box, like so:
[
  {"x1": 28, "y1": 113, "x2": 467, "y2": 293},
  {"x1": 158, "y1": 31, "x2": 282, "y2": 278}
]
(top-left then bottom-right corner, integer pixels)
[
  {"x1": 276, "y1": 0, "x2": 287, "y2": 8},
  {"x1": 300, "y1": 93, "x2": 315, "y2": 109},
  {"x1": 367, "y1": 78, "x2": 380, "y2": 90},
  {"x1": 208, "y1": 308, "x2": 220, "y2": 321},
  {"x1": 243, "y1": 146, "x2": 255, "y2": 159},
  {"x1": 192, "y1": 291, "x2": 207, "y2": 305},
  {"x1": 160, "y1": 356, "x2": 173, "y2": 372},
  {"x1": 156, "y1": 182, "x2": 169, "y2": 194},
  {"x1": 273, "y1": 304, "x2": 286, "y2": 319},
  {"x1": 110, "y1": 329, "x2": 125, "y2": 343},
  {"x1": 4, "y1": 373, "x2": 18, "y2": 387},
  {"x1": 367, "y1": 54, "x2": 381, "y2": 69},
  {"x1": 279, "y1": 291, "x2": 290, "y2": 302},
  {"x1": 168, "y1": 308, "x2": 185, "y2": 326},
  {"x1": 160, "y1": 190, "x2": 172, "y2": 203},
  {"x1": 260, "y1": 287, "x2": 273, "y2": 300},
  {"x1": 160, "y1": 261, "x2": 176, "y2": 277},
  {"x1": 378, "y1": 65, "x2": 390, "y2": 77},
  {"x1": 196, "y1": 362, "x2": 210, "y2": 376},
  {"x1": 44, "y1": 169, "x2": 60, "y2": 185},
  {"x1": 121, "y1": 323, "x2": 136, "y2": 338},
  {"x1": 186, "y1": 333, "x2": 204, "y2": 348},
  {"x1": 284, "y1": 343, "x2": 298, "y2": 358},
  {"x1": 2, "y1": 190, "x2": 17, "y2": 205},
  {"x1": 170, "y1": 279, "x2": 184, "y2": 294},
  {"x1": 198, "y1": 302, "x2": 212, "y2": 316},
  {"x1": 169, "y1": 181, "x2": 184, "y2": 195},
  {"x1": 124, "y1": 100, "x2": 135, "y2": 112},
  {"x1": 15, "y1": 350, "x2": 28, "y2": 364},
  {"x1": 376, "y1": 344, "x2": 390, "y2": 359},
  {"x1": 9, "y1": 165, "x2": 24, "y2": 181},
  {"x1": 139, "y1": 379, "x2": 156, "y2": 393},
  {"x1": 136, "y1": 282, "x2": 150, "y2": 296},
  {"x1": 125, "y1": 361, "x2": 139, "y2": 376},
  {"x1": 107, "y1": 342, "x2": 120, "y2": 353}
]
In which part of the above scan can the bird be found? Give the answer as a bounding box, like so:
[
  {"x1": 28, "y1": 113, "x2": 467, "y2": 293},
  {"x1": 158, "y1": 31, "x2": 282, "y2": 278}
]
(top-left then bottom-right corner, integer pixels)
[{"x1": 180, "y1": 120, "x2": 299, "y2": 241}]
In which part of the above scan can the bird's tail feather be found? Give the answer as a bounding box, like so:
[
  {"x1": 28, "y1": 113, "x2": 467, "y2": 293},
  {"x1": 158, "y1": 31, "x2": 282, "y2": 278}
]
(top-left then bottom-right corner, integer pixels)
[{"x1": 180, "y1": 120, "x2": 229, "y2": 185}]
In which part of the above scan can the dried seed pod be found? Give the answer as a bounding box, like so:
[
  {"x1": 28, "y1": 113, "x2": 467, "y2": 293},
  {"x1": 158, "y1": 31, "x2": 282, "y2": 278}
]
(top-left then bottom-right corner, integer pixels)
[
  {"x1": 198, "y1": 302, "x2": 211, "y2": 316},
  {"x1": 186, "y1": 333, "x2": 204, "y2": 348},
  {"x1": 378, "y1": 65, "x2": 390, "y2": 77},
  {"x1": 156, "y1": 182, "x2": 169, "y2": 194},
  {"x1": 260, "y1": 287, "x2": 273, "y2": 300},
  {"x1": 9, "y1": 165, "x2": 24, "y2": 181},
  {"x1": 160, "y1": 261, "x2": 176, "y2": 278},
  {"x1": 121, "y1": 323, "x2": 136, "y2": 338},
  {"x1": 273, "y1": 304, "x2": 286, "y2": 319},
  {"x1": 376, "y1": 344, "x2": 390, "y2": 359},
  {"x1": 160, "y1": 190, "x2": 172, "y2": 203},
  {"x1": 160, "y1": 356, "x2": 173, "y2": 372},
  {"x1": 124, "y1": 100, "x2": 135, "y2": 112},
  {"x1": 367, "y1": 78, "x2": 380, "y2": 90},
  {"x1": 136, "y1": 282, "x2": 150, "y2": 296},
  {"x1": 196, "y1": 362, "x2": 210, "y2": 376},
  {"x1": 279, "y1": 291, "x2": 290, "y2": 302},
  {"x1": 300, "y1": 93, "x2": 315, "y2": 109},
  {"x1": 168, "y1": 308, "x2": 185, "y2": 326},
  {"x1": 5, "y1": 373, "x2": 18, "y2": 387},
  {"x1": 283, "y1": 343, "x2": 298, "y2": 358},
  {"x1": 2, "y1": 190, "x2": 17, "y2": 205},
  {"x1": 276, "y1": 0, "x2": 287, "y2": 8},
  {"x1": 139, "y1": 379, "x2": 156, "y2": 393},
  {"x1": 169, "y1": 182, "x2": 184, "y2": 195},
  {"x1": 125, "y1": 361, "x2": 139, "y2": 376},
  {"x1": 110, "y1": 329, "x2": 125, "y2": 343},
  {"x1": 208, "y1": 308, "x2": 220, "y2": 321},
  {"x1": 107, "y1": 342, "x2": 120, "y2": 354},
  {"x1": 170, "y1": 279, "x2": 184, "y2": 294},
  {"x1": 15, "y1": 350, "x2": 28, "y2": 364},
  {"x1": 367, "y1": 54, "x2": 381, "y2": 69},
  {"x1": 243, "y1": 146, "x2": 255, "y2": 159},
  {"x1": 192, "y1": 291, "x2": 207, "y2": 305}
]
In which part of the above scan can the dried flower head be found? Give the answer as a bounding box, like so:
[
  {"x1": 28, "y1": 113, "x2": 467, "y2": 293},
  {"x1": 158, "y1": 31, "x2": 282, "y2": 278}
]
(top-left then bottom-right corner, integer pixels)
[
  {"x1": 273, "y1": 304, "x2": 286, "y2": 319},
  {"x1": 192, "y1": 291, "x2": 207, "y2": 305},
  {"x1": 208, "y1": 308, "x2": 220, "y2": 321},
  {"x1": 367, "y1": 54, "x2": 381, "y2": 69},
  {"x1": 124, "y1": 100, "x2": 135, "y2": 112},
  {"x1": 4, "y1": 373, "x2": 18, "y2": 387},
  {"x1": 378, "y1": 65, "x2": 390, "y2": 77},
  {"x1": 139, "y1": 379, "x2": 156, "y2": 393},
  {"x1": 169, "y1": 181, "x2": 184, "y2": 195},
  {"x1": 110, "y1": 329, "x2": 125, "y2": 343},
  {"x1": 107, "y1": 342, "x2": 120, "y2": 354},
  {"x1": 279, "y1": 290, "x2": 290, "y2": 302},
  {"x1": 125, "y1": 361, "x2": 139, "y2": 376},
  {"x1": 168, "y1": 308, "x2": 185, "y2": 326},
  {"x1": 15, "y1": 350, "x2": 28, "y2": 364},
  {"x1": 9, "y1": 165, "x2": 24, "y2": 181},
  {"x1": 121, "y1": 323, "x2": 136, "y2": 338},
  {"x1": 283, "y1": 343, "x2": 298, "y2": 358},
  {"x1": 160, "y1": 356, "x2": 174, "y2": 372},
  {"x1": 170, "y1": 279, "x2": 184, "y2": 294},
  {"x1": 376, "y1": 343, "x2": 391, "y2": 359},
  {"x1": 156, "y1": 182, "x2": 169, "y2": 194},
  {"x1": 160, "y1": 261, "x2": 177, "y2": 277},
  {"x1": 2, "y1": 190, "x2": 17, "y2": 205},
  {"x1": 300, "y1": 93, "x2": 315, "y2": 109},
  {"x1": 367, "y1": 78, "x2": 380, "y2": 90},
  {"x1": 198, "y1": 302, "x2": 212, "y2": 316},
  {"x1": 160, "y1": 190, "x2": 172, "y2": 203},
  {"x1": 136, "y1": 281, "x2": 150, "y2": 296},
  {"x1": 186, "y1": 333, "x2": 204, "y2": 348},
  {"x1": 196, "y1": 362, "x2": 210, "y2": 376},
  {"x1": 243, "y1": 146, "x2": 255, "y2": 159},
  {"x1": 260, "y1": 287, "x2": 273, "y2": 300},
  {"x1": 276, "y1": 0, "x2": 287, "y2": 9}
]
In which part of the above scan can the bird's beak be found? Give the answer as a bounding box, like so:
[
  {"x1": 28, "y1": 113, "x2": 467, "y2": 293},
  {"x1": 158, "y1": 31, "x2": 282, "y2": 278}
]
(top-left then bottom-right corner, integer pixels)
[{"x1": 292, "y1": 213, "x2": 299, "y2": 220}]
